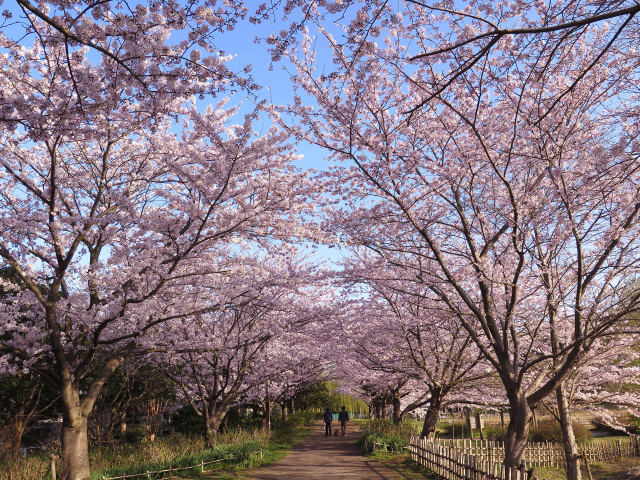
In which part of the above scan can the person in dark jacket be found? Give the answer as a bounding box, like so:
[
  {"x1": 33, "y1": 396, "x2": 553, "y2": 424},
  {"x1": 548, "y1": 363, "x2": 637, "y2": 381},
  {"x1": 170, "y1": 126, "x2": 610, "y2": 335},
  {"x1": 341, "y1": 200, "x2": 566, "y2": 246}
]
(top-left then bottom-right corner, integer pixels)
[
  {"x1": 338, "y1": 406, "x2": 349, "y2": 436},
  {"x1": 323, "y1": 407, "x2": 333, "y2": 437}
]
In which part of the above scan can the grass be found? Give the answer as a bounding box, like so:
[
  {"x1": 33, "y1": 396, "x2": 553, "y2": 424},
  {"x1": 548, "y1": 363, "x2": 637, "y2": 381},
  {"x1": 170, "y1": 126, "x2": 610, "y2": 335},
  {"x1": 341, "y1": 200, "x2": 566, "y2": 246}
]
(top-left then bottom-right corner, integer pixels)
[
  {"x1": 530, "y1": 456, "x2": 640, "y2": 480},
  {"x1": 365, "y1": 450, "x2": 443, "y2": 480},
  {"x1": 0, "y1": 411, "x2": 316, "y2": 480}
]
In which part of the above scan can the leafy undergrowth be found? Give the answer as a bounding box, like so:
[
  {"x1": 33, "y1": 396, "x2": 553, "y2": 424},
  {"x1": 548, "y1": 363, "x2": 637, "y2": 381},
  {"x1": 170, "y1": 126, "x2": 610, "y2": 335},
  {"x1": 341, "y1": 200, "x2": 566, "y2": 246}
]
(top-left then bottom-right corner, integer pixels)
[{"x1": 357, "y1": 419, "x2": 418, "y2": 454}]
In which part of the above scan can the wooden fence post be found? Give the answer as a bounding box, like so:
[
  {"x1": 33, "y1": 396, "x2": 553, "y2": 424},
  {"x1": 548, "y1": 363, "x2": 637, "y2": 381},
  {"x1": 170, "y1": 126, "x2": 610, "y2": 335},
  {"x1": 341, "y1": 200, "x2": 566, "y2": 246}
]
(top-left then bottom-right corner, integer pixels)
[
  {"x1": 578, "y1": 454, "x2": 594, "y2": 480},
  {"x1": 50, "y1": 454, "x2": 58, "y2": 480},
  {"x1": 617, "y1": 439, "x2": 622, "y2": 458}
]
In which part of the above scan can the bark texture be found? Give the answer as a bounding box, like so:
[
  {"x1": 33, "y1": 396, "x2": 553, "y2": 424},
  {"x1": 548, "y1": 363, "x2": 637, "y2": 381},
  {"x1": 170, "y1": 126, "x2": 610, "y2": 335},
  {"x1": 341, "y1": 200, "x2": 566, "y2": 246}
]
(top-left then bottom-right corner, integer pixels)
[
  {"x1": 557, "y1": 383, "x2": 582, "y2": 480},
  {"x1": 504, "y1": 390, "x2": 532, "y2": 468},
  {"x1": 420, "y1": 389, "x2": 443, "y2": 439},
  {"x1": 61, "y1": 413, "x2": 90, "y2": 480}
]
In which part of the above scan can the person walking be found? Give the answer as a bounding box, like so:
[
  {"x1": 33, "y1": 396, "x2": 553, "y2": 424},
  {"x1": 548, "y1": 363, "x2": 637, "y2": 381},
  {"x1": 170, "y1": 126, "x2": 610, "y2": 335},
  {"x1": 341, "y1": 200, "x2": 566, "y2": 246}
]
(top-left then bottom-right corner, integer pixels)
[
  {"x1": 323, "y1": 407, "x2": 333, "y2": 437},
  {"x1": 338, "y1": 406, "x2": 349, "y2": 436}
]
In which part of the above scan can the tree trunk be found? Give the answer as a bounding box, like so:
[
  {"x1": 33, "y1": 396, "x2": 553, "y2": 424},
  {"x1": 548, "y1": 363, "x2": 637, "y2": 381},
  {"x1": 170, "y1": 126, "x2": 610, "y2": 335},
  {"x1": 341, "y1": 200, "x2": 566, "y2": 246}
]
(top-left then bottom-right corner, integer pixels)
[
  {"x1": 504, "y1": 389, "x2": 532, "y2": 468},
  {"x1": 281, "y1": 402, "x2": 288, "y2": 422},
  {"x1": 11, "y1": 415, "x2": 26, "y2": 459},
  {"x1": 374, "y1": 403, "x2": 381, "y2": 419},
  {"x1": 262, "y1": 397, "x2": 271, "y2": 431},
  {"x1": 392, "y1": 395, "x2": 402, "y2": 424},
  {"x1": 557, "y1": 383, "x2": 581, "y2": 480},
  {"x1": 204, "y1": 406, "x2": 228, "y2": 448},
  {"x1": 421, "y1": 389, "x2": 443, "y2": 439},
  {"x1": 61, "y1": 411, "x2": 90, "y2": 480},
  {"x1": 381, "y1": 398, "x2": 387, "y2": 419},
  {"x1": 289, "y1": 398, "x2": 295, "y2": 415}
]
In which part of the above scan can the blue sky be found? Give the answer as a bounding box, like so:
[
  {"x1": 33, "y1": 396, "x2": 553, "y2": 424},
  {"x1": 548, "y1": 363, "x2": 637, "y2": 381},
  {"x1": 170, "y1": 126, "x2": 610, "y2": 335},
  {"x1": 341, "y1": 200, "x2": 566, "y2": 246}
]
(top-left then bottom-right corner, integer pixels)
[{"x1": 210, "y1": 16, "x2": 348, "y2": 267}]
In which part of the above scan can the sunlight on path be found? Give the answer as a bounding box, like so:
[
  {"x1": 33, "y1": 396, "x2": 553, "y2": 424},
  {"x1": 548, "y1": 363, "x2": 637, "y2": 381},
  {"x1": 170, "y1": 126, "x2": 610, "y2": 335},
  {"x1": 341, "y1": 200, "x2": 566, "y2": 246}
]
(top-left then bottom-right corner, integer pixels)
[{"x1": 246, "y1": 423, "x2": 401, "y2": 480}]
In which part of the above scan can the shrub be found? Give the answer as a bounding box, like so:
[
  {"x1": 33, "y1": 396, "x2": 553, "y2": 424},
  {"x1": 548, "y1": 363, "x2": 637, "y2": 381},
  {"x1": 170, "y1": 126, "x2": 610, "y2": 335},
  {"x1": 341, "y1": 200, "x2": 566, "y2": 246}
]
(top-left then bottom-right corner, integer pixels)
[
  {"x1": 529, "y1": 420, "x2": 592, "y2": 443},
  {"x1": 357, "y1": 419, "x2": 418, "y2": 454},
  {"x1": 122, "y1": 424, "x2": 148, "y2": 444},
  {"x1": 482, "y1": 426, "x2": 507, "y2": 441},
  {"x1": 170, "y1": 405, "x2": 205, "y2": 435},
  {"x1": 271, "y1": 410, "x2": 316, "y2": 444}
]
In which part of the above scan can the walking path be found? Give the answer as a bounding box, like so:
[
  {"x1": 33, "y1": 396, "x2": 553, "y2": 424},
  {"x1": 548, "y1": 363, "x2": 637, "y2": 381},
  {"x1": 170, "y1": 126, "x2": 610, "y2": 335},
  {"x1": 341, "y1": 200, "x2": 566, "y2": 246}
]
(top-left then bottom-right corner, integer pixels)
[{"x1": 245, "y1": 422, "x2": 402, "y2": 479}]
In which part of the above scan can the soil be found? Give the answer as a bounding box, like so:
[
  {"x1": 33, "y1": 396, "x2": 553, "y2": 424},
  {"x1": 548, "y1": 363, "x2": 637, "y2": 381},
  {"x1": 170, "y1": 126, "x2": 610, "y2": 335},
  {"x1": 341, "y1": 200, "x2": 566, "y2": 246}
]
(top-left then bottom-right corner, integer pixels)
[{"x1": 244, "y1": 422, "x2": 402, "y2": 479}]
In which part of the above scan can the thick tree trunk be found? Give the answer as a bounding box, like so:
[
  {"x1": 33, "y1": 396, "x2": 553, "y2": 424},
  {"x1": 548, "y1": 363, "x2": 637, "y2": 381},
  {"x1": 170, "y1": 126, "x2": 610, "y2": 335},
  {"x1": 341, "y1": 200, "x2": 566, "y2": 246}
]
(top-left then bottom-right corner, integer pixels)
[
  {"x1": 556, "y1": 383, "x2": 581, "y2": 480},
  {"x1": 204, "y1": 406, "x2": 228, "y2": 448},
  {"x1": 504, "y1": 389, "x2": 532, "y2": 468},
  {"x1": 367, "y1": 403, "x2": 373, "y2": 420},
  {"x1": 374, "y1": 403, "x2": 381, "y2": 419},
  {"x1": 381, "y1": 398, "x2": 387, "y2": 419},
  {"x1": 52, "y1": 309, "x2": 125, "y2": 479},
  {"x1": 262, "y1": 397, "x2": 271, "y2": 431},
  {"x1": 281, "y1": 402, "x2": 288, "y2": 422},
  {"x1": 61, "y1": 411, "x2": 90, "y2": 480},
  {"x1": 421, "y1": 390, "x2": 443, "y2": 439},
  {"x1": 11, "y1": 416, "x2": 26, "y2": 459},
  {"x1": 289, "y1": 398, "x2": 295, "y2": 415},
  {"x1": 392, "y1": 395, "x2": 402, "y2": 424}
]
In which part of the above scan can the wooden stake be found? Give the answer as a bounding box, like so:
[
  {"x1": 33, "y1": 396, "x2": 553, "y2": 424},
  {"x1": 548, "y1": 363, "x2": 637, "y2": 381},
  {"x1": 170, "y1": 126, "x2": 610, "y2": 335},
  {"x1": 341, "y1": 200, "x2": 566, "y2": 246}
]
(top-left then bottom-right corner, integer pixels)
[
  {"x1": 50, "y1": 454, "x2": 58, "y2": 480},
  {"x1": 579, "y1": 454, "x2": 594, "y2": 480}
]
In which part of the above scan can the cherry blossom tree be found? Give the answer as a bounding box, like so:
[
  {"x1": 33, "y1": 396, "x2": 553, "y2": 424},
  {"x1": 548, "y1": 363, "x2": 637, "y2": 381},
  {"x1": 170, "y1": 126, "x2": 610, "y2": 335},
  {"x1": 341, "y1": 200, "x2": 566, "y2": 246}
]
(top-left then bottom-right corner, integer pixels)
[
  {"x1": 338, "y1": 255, "x2": 498, "y2": 437},
  {"x1": 267, "y1": 0, "x2": 640, "y2": 120},
  {"x1": 244, "y1": 331, "x2": 329, "y2": 427},
  {"x1": 158, "y1": 256, "x2": 327, "y2": 443},
  {"x1": 0, "y1": 17, "x2": 313, "y2": 475},
  {"x1": 2, "y1": 0, "x2": 254, "y2": 105},
  {"x1": 542, "y1": 331, "x2": 640, "y2": 478},
  {"x1": 280, "y1": 11, "x2": 640, "y2": 470}
]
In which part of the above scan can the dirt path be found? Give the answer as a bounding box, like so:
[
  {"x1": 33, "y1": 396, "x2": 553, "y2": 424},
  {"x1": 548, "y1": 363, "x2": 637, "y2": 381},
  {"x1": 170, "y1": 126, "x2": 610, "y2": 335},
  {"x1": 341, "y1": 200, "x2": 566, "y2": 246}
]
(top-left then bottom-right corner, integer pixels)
[{"x1": 245, "y1": 422, "x2": 402, "y2": 480}]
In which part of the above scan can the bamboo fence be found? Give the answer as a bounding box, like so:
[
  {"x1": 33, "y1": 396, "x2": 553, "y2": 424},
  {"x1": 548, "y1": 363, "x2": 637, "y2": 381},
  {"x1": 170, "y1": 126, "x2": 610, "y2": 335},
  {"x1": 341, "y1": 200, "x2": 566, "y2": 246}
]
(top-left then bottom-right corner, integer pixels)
[
  {"x1": 430, "y1": 437, "x2": 640, "y2": 466},
  {"x1": 410, "y1": 437, "x2": 539, "y2": 480},
  {"x1": 410, "y1": 436, "x2": 640, "y2": 480}
]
